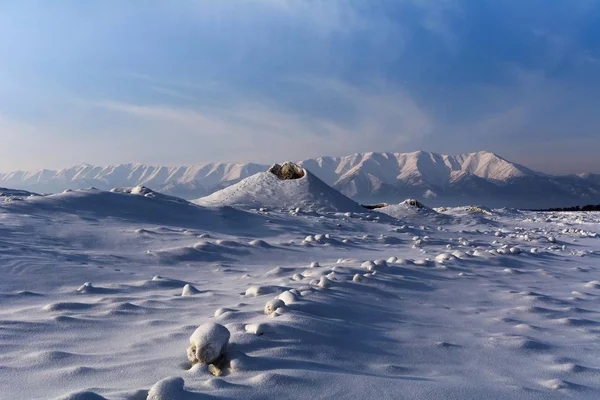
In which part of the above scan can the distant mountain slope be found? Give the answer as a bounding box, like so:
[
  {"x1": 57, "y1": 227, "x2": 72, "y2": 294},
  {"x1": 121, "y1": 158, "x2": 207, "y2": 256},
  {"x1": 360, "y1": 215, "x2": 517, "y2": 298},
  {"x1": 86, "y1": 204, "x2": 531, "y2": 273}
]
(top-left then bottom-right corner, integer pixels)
[
  {"x1": 1, "y1": 151, "x2": 599, "y2": 208},
  {"x1": 0, "y1": 162, "x2": 266, "y2": 198}
]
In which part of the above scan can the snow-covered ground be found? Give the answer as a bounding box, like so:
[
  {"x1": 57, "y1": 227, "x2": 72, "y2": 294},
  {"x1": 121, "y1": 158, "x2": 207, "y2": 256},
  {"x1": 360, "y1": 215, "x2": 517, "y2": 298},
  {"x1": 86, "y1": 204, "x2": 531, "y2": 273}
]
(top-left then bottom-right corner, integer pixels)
[{"x1": 1, "y1": 188, "x2": 599, "y2": 399}]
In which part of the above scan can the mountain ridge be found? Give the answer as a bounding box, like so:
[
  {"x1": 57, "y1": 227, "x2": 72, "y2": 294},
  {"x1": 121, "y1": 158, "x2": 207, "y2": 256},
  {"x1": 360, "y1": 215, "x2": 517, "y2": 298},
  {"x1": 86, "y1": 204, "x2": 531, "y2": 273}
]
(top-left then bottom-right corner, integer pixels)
[{"x1": 1, "y1": 150, "x2": 598, "y2": 208}]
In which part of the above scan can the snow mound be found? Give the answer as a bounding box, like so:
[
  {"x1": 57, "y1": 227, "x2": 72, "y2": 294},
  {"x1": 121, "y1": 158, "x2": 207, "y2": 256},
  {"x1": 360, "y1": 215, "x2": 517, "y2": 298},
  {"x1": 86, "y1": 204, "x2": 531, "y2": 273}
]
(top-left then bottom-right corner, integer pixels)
[
  {"x1": 147, "y1": 376, "x2": 185, "y2": 400},
  {"x1": 181, "y1": 284, "x2": 201, "y2": 296},
  {"x1": 377, "y1": 199, "x2": 449, "y2": 223},
  {"x1": 264, "y1": 298, "x2": 285, "y2": 314},
  {"x1": 5, "y1": 187, "x2": 263, "y2": 233},
  {"x1": 187, "y1": 323, "x2": 230, "y2": 365},
  {"x1": 55, "y1": 391, "x2": 107, "y2": 400},
  {"x1": 193, "y1": 164, "x2": 364, "y2": 212},
  {"x1": 378, "y1": 199, "x2": 432, "y2": 216},
  {"x1": 110, "y1": 185, "x2": 189, "y2": 204}
]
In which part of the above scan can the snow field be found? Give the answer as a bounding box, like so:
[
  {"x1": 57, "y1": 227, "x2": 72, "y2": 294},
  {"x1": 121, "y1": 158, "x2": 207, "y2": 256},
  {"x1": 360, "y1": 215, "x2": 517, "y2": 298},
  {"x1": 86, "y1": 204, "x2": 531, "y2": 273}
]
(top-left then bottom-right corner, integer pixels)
[{"x1": 0, "y1": 189, "x2": 599, "y2": 399}]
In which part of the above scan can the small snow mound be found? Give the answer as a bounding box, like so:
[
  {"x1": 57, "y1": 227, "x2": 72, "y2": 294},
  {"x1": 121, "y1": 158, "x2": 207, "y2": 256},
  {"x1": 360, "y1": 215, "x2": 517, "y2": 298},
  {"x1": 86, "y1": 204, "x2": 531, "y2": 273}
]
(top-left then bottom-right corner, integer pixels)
[
  {"x1": 451, "y1": 250, "x2": 469, "y2": 259},
  {"x1": 317, "y1": 276, "x2": 332, "y2": 289},
  {"x1": 214, "y1": 308, "x2": 235, "y2": 318},
  {"x1": 229, "y1": 352, "x2": 252, "y2": 372},
  {"x1": 549, "y1": 362, "x2": 585, "y2": 373},
  {"x1": 56, "y1": 391, "x2": 107, "y2": 400},
  {"x1": 540, "y1": 378, "x2": 568, "y2": 390},
  {"x1": 584, "y1": 280, "x2": 600, "y2": 289},
  {"x1": 264, "y1": 299, "x2": 285, "y2": 315},
  {"x1": 413, "y1": 259, "x2": 432, "y2": 267},
  {"x1": 488, "y1": 334, "x2": 549, "y2": 350},
  {"x1": 265, "y1": 266, "x2": 288, "y2": 276},
  {"x1": 76, "y1": 282, "x2": 94, "y2": 293},
  {"x1": 292, "y1": 273, "x2": 303, "y2": 281},
  {"x1": 509, "y1": 247, "x2": 521, "y2": 254},
  {"x1": 147, "y1": 377, "x2": 185, "y2": 400},
  {"x1": 268, "y1": 162, "x2": 306, "y2": 180},
  {"x1": 374, "y1": 259, "x2": 388, "y2": 267},
  {"x1": 245, "y1": 286, "x2": 266, "y2": 296},
  {"x1": 245, "y1": 323, "x2": 267, "y2": 336},
  {"x1": 248, "y1": 239, "x2": 271, "y2": 248},
  {"x1": 361, "y1": 260, "x2": 377, "y2": 271},
  {"x1": 182, "y1": 284, "x2": 201, "y2": 296},
  {"x1": 278, "y1": 290, "x2": 299, "y2": 305},
  {"x1": 188, "y1": 323, "x2": 230, "y2": 365},
  {"x1": 435, "y1": 253, "x2": 456, "y2": 263},
  {"x1": 472, "y1": 249, "x2": 489, "y2": 257},
  {"x1": 377, "y1": 199, "x2": 446, "y2": 222}
]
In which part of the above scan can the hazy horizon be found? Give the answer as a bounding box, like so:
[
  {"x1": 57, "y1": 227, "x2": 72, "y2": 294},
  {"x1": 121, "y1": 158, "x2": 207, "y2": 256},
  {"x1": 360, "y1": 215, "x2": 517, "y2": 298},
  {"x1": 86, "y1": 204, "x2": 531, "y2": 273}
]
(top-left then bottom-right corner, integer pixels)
[{"x1": 1, "y1": 1, "x2": 600, "y2": 174}]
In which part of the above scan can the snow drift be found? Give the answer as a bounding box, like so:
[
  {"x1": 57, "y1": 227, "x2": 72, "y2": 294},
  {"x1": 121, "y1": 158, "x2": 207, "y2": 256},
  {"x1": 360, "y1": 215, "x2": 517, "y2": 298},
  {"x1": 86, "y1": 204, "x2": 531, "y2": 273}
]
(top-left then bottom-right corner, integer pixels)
[
  {"x1": 3, "y1": 187, "x2": 267, "y2": 233},
  {"x1": 377, "y1": 199, "x2": 437, "y2": 219}
]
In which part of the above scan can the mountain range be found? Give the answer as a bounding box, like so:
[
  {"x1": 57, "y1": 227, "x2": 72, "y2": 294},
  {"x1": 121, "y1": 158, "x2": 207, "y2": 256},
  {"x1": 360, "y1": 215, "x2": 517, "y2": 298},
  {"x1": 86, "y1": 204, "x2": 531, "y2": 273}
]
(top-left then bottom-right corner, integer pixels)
[{"x1": 1, "y1": 151, "x2": 599, "y2": 208}]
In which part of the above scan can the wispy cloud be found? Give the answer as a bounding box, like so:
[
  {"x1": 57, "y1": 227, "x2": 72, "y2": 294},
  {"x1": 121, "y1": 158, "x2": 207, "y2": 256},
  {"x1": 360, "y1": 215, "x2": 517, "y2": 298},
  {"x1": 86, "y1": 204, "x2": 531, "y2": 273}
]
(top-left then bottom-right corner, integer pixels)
[{"x1": 96, "y1": 79, "x2": 433, "y2": 162}]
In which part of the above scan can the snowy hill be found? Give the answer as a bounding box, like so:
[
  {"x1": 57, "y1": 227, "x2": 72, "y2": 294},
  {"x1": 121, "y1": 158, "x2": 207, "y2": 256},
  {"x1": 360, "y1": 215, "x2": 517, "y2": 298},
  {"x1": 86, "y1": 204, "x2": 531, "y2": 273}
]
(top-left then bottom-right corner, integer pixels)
[
  {"x1": 0, "y1": 187, "x2": 39, "y2": 199},
  {"x1": 7, "y1": 187, "x2": 267, "y2": 234},
  {"x1": 194, "y1": 163, "x2": 365, "y2": 213},
  {"x1": 2, "y1": 151, "x2": 599, "y2": 208}
]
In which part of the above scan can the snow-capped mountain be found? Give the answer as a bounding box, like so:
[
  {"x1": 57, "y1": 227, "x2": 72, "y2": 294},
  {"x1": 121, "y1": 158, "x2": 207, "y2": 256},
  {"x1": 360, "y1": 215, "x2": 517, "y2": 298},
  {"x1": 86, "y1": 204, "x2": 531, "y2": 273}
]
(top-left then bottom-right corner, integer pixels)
[
  {"x1": 298, "y1": 151, "x2": 600, "y2": 208},
  {"x1": 1, "y1": 151, "x2": 599, "y2": 208},
  {"x1": 0, "y1": 162, "x2": 266, "y2": 200}
]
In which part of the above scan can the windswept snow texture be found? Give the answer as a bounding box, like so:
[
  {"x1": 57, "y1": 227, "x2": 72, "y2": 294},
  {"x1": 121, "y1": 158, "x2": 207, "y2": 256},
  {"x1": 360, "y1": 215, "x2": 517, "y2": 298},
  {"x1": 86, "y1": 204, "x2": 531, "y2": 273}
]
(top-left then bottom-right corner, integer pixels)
[
  {"x1": 2, "y1": 151, "x2": 600, "y2": 208},
  {"x1": 1, "y1": 186, "x2": 600, "y2": 399},
  {"x1": 193, "y1": 168, "x2": 365, "y2": 213}
]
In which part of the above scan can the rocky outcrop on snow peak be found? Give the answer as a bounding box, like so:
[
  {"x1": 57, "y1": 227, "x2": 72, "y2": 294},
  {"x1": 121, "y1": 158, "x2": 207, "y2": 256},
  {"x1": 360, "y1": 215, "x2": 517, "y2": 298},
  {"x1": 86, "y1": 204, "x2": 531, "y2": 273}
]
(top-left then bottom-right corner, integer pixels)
[
  {"x1": 268, "y1": 162, "x2": 306, "y2": 180},
  {"x1": 2, "y1": 151, "x2": 600, "y2": 208}
]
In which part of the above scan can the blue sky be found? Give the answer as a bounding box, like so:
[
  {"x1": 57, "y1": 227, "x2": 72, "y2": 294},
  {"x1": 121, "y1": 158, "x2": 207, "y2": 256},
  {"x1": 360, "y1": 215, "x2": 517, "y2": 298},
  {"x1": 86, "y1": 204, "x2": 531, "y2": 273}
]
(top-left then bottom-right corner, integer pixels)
[{"x1": 1, "y1": 0, "x2": 600, "y2": 173}]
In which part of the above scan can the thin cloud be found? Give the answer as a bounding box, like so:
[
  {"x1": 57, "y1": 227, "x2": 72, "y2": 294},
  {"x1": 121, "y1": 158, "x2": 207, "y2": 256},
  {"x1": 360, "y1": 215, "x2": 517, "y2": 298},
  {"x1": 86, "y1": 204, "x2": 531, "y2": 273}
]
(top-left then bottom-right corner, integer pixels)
[{"x1": 95, "y1": 80, "x2": 433, "y2": 163}]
